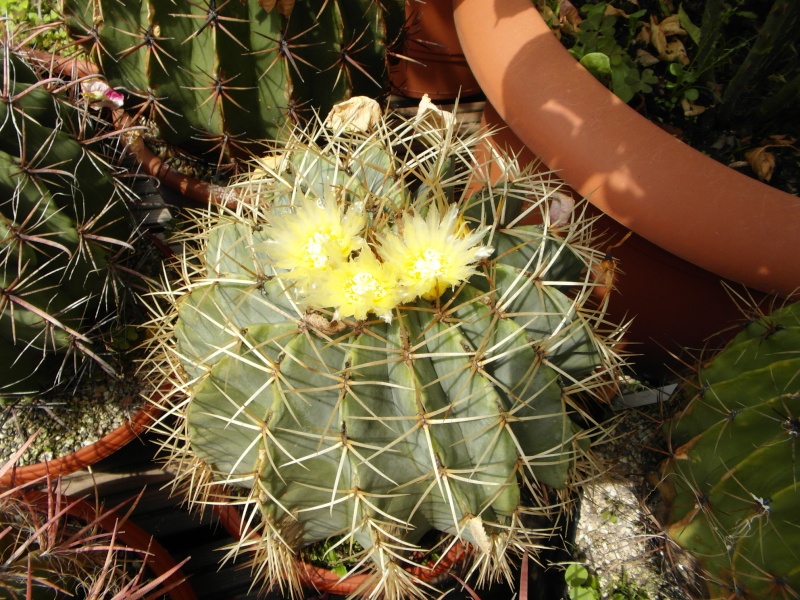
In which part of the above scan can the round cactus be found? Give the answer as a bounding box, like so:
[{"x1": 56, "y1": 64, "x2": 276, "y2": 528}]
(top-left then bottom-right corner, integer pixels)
[
  {"x1": 59, "y1": 0, "x2": 405, "y2": 172},
  {"x1": 659, "y1": 299, "x2": 800, "y2": 599},
  {"x1": 1, "y1": 43, "x2": 142, "y2": 396},
  {"x1": 146, "y1": 99, "x2": 624, "y2": 598}
]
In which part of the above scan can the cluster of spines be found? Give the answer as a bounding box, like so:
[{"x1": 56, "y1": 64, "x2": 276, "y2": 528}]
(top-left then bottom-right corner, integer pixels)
[
  {"x1": 660, "y1": 297, "x2": 800, "y2": 599},
  {"x1": 1, "y1": 29, "x2": 142, "y2": 395},
  {"x1": 59, "y1": 0, "x2": 406, "y2": 173},
  {"x1": 143, "y1": 110, "x2": 624, "y2": 599}
]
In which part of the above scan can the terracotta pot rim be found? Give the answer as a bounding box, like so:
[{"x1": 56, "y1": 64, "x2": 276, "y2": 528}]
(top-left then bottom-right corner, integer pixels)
[
  {"x1": 453, "y1": 0, "x2": 799, "y2": 297},
  {"x1": 0, "y1": 401, "x2": 161, "y2": 488},
  {"x1": 23, "y1": 489, "x2": 196, "y2": 600},
  {"x1": 212, "y1": 499, "x2": 469, "y2": 596}
]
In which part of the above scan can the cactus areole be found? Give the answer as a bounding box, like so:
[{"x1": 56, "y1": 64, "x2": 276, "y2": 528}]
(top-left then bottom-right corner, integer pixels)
[
  {"x1": 152, "y1": 98, "x2": 622, "y2": 598},
  {"x1": 662, "y1": 300, "x2": 800, "y2": 599}
]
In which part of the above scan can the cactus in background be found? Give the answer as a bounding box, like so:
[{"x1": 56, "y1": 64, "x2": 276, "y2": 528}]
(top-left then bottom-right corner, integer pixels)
[
  {"x1": 659, "y1": 299, "x2": 800, "y2": 599},
  {"x1": 0, "y1": 437, "x2": 187, "y2": 599},
  {"x1": 0, "y1": 33, "x2": 142, "y2": 397},
  {"x1": 145, "y1": 98, "x2": 624, "y2": 598},
  {"x1": 59, "y1": 0, "x2": 405, "y2": 176}
]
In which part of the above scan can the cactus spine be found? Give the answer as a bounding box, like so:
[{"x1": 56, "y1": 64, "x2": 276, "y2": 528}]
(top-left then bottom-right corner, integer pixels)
[
  {"x1": 1, "y1": 33, "x2": 142, "y2": 396},
  {"x1": 0, "y1": 439, "x2": 180, "y2": 599},
  {"x1": 59, "y1": 0, "x2": 404, "y2": 172},
  {"x1": 146, "y1": 99, "x2": 624, "y2": 598},
  {"x1": 660, "y1": 299, "x2": 800, "y2": 599}
]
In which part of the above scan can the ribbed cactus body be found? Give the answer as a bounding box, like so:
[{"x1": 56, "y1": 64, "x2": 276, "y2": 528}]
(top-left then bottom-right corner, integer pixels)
[
  {"x1": 61, "y1": 0, "x2": 402, "y2": 163},
  {"x1": 661, "y1": 300, "x2": 800, "y2": 599},
  {"x1": 0, "y1": 51, "x2": 139, "y2": 394},
  {"x1": 152, "y1": 105, "x2": 620, "y2": 597}
]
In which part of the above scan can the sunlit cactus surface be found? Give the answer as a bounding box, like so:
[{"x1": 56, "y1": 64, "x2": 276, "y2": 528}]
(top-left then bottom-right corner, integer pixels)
[
  {"x1": 660, "y1": 299, "x2": 800, "y2": 600},
  {"x1": 147, "y1": 98, "x2": 624, "y2": 599},
  {"x1": 60, "y1": 0, "x2": 405, "y2": 171},
  {"x1": 1, "y1": 39, "x2": 142, "y2": 397}
]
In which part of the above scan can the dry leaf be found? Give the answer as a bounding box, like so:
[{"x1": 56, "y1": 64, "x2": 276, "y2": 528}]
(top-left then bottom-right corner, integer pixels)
[
  {"x1": 604, "y1": 4, "x2": 630, "y2": 18},
  {"x1": 560, "y1": 0, "x2": 583, "y2": 28},
  {"x1": 414, "y1": 94, "x2": 456, "y2": 130},
  {"x1": 659, "y1": 14, "x2": 687, "y2": 36},
  {"x1": 636, "y1": 22, "x2": 651, "y2": 45},
  {"x1": 649, "y1": 16, "x2": 667, "y2": 56},
  {"x1": 548, "y1": 192, "x2": 575, "y2": 226},
  {"x1": 766, "y1": 134, "x2": 797, "y2": 146},
  {"x1": 635, "y1": 48, "x2": 660, "y2": 67},
  {"x1": 325, "y1": 96, "x2": 382, "y2": 134},
  {"x1": 681, "y1": 97, "x2": 706, "y2": 117},
  {"x1": 258, "y1": 0, "x2": 276, "y2": 11},
  {"x1": 745, "y1": 147, "x2": 776, "y2": 182},
  {"x1": 650, "y1": 15, "x2": 690, "y2": 63},
  {"x1": 539, "y1": 5, "x2": 563, "y2": 39},
  {"x1": 663, "y1": 39, "x2": 689, "y2": 64}
]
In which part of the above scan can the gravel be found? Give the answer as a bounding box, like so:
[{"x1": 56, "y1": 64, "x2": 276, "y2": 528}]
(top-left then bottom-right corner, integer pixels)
[
  {"x1": 570, "y1": 398, "x2": 705, "y2": 599},
  {"x1": 0, "y1": 365, "x2": 145, "y2": 467}
]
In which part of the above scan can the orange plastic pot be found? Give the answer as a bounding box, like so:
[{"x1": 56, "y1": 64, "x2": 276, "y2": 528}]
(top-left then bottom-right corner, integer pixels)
[
  {"x1": 213, "y1": 501, "x2": 467, "y2": 596},
  {"x1": 390, "y1": 0, "x2": 481, "y2": 100},
  {"x1": 453, "y1": 0, "x2": 798, "y2": 296},
  {"x1": 0, "y1": 401, "x2": 161, "y2": 488},
  {"x1": 454, "y1": 0, "x2": 800, "y2": 374}
]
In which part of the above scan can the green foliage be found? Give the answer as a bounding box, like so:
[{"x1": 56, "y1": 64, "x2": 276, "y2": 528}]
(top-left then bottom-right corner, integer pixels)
[
  {"x1": 60, "y1": 0, "x2": 405, "y2": 173},
  {"x1": 0, "y1": 43, "x2": 142, "y2": 398},
  {"x1": 565, "y1": 564, "x2": 649, "y2": 600},
  {"x1": 660, "y1": 299, "x2": 800, "y2": 599},
  {"x1": 0, "y1": 0, "x2": 67, "y2": 52},
  {"x1": 555, "y1": 0, "x2": 800, "y2": 129},
  {"x1": 566, "y1": 564, "x2": 601, "y2": 600},
  {"x1": 147, "y1": 101, "x2": 623, "y2": 598},
  {"x1": 566, "y1": 2, "x2": 657, "y2": 103}
]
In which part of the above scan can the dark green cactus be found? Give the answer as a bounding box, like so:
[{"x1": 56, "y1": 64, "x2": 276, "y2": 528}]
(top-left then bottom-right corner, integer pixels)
[
  {"x1": 147, "y1": 100, "x2": 623, "y2": 598},
  {"x1": 660, "y1": 300, "x2": 800, "y2": 599},
  {"x1": 59, "y1": 0, "x2": 405, "y2": 172},
  {"x1": 0, "y1": 44, "x2": 141, "y2": 396}
]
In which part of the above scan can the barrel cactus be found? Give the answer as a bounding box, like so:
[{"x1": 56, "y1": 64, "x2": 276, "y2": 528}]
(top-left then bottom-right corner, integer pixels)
[
  {"x1": 146, "y1": 98, "x2": 624, "y2": 598},
  {"x1": 659, "y1": 299, "x2": 800, "y2": 599},
  {"x1": 1, "y1": 41, "x2": 141, "y2": 396},
  {"x1": 59, "y1": 0, "x2": 405, "y2": 174}
]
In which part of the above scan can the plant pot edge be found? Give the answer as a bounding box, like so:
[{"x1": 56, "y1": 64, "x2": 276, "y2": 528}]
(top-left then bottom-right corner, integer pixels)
[
  {"x1": 0, "y1": 401, "x2": 161, "y2": 488},
  {"x1": 452, "y1": 0, "x2": 799, "y2": 298},
  {"x1": 212, "y1": 500, "x2": 468, "y2": 596},
  {"x1": 24, "y1": 488, "x2": 197, "y2": 600}
]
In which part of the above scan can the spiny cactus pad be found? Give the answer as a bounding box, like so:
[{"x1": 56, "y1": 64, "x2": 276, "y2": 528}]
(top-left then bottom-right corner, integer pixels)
[
  {"x1": 661, "y1": 300, "x2": 800, "y2": 599},
  {"x1": 148, "y1": 102, "x2": 622, "y2": 598},
  {"x1": 0, "y1": 45, "x2": 142, "y2": 396},
  {"x1": 60, "y1": 0, "x2": 404, "y2": 169}
]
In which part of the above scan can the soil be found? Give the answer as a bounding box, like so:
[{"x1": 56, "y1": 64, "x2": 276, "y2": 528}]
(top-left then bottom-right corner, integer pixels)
[
  {"x1": 559, "y1": 0, "x2": 800, "y2": 197},
  {"x1": 0, "y1": 358, "x2": 146, "y2": 467},
  {"x1": 570, "y1": 396, "x2": 707, "y2": 599}
]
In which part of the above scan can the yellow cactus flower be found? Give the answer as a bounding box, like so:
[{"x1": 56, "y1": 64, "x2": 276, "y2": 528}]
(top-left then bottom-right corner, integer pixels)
[
  {"x1": 264, "y1": 198, "x2": 365, "y2": 285},
  {"x1": 379, "y1": 205, "x2": 493, "y2": 301},
  {"x1": 305, "y1": 249, "x2": 400, "y2": 323}
]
